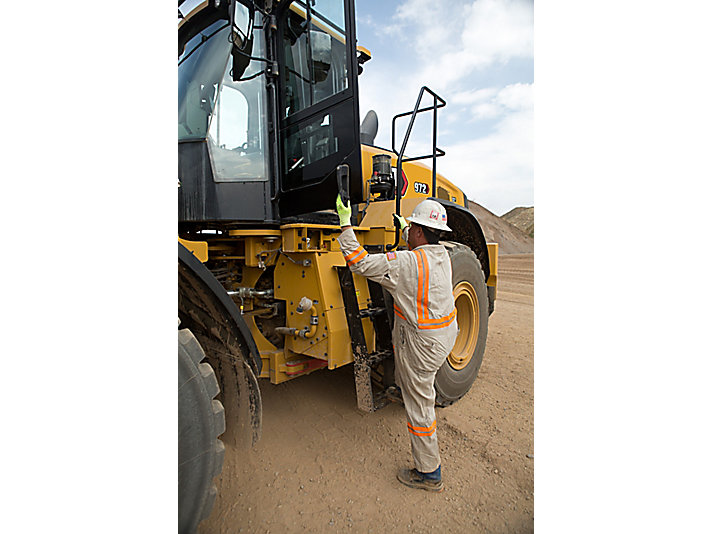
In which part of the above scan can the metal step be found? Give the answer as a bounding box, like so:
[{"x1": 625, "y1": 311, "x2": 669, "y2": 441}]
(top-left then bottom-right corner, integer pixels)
[{"x1": 337, "y1": 266, "x2": 395, "y2": 412}]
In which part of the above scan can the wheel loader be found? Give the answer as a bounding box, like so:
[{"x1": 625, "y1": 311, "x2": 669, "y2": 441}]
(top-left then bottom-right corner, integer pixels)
[{"x1": 177, "y1": 0, "x2": 498, "y2": 531}]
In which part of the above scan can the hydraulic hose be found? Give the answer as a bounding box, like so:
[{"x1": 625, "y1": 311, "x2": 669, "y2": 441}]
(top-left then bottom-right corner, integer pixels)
[{"x1": 275, "y1": 302, "x2": 319, "y2": 339}]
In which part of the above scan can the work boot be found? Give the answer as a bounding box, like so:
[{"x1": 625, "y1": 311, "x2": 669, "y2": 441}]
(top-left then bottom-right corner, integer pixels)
[{"x1": 397, "y1": 467, "x2": 443, "y2": 492}]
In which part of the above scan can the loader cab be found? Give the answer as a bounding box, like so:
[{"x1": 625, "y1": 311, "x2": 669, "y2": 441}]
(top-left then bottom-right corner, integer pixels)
[{"x1": 178, "y1": 0, "x2": 362, "y2": 226}]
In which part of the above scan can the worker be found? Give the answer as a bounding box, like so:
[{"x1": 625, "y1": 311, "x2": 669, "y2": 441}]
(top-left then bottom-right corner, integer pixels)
[{"x1": 336, "y1": 195, "x2": 458, "y2": 492}]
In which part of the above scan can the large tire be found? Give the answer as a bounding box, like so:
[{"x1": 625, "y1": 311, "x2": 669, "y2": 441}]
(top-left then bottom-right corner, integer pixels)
[
  {"x1": 434, "y1": 243, "x2": 489, "y2": 406},
  {"x1": 179, "y1": 328, "x2": 226, "y2": 534}
]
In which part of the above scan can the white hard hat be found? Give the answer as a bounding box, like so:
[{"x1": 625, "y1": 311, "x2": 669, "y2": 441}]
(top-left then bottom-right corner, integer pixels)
[{"x1": 406, "y1": 199, "x2": 452, "y2": 232}]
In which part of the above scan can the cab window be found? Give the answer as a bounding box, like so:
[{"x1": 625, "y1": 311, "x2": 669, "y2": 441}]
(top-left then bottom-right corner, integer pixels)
[{"x1": 281, "y1": 0, "x2": 349, "y2": 117}]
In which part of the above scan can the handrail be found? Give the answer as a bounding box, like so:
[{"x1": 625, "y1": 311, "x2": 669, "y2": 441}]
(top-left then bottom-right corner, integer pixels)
[{"x1": 386, "y1": 86, "x2": 446, "y2": 251}]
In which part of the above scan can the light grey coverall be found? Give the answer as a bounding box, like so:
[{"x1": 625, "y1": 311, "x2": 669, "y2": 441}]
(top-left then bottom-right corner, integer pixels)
[{"x1": 337, "y1": 227, "x2": 458, "y2": 473}]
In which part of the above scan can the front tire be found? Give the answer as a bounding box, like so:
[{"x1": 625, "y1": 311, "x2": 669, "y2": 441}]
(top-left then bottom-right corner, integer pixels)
[
  {"x1": 434, "y1": 243, "x2": 489, "y2": 406},
  {"x1": 178, "y1": 328, "x2": 226, "y2": 534}
]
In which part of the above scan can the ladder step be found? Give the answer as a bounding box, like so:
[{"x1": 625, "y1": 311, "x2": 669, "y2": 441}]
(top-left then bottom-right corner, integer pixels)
[{"x1": 337, "y1": 267, "x2": 393, "y2": 412}]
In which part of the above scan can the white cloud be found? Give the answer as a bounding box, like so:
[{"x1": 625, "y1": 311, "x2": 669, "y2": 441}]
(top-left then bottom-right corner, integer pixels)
[
  {"x1": 461, "y1": 0, "x2": 534, "y2": 67},
  {"x1": 450, "y1": 87, "x2": 498, "y2": 106},
  {"x1": 357, "y1": 13, "x2": 375, "y2": 29},
  {"x1": 357, "y1": 1, "x2": 534, "y2": 214},
  {"x1": 496, "y1": 82, "x2": 533, "y2": 111},
  {"x1": 470, "y1": 102, "x2": 502, "y2": 120},
  {"x1": 360, "y1": 0, "x2": 533, "y2": 134},
  {"x1": 392, "y1": 0, "x2": 533, "y2": 88},
  {"x1": 439, "y1": 83, "x2": 534, "y2": 215},
  {"x1": 450, "y1": 82, "x2": 532, "y2": 120}
]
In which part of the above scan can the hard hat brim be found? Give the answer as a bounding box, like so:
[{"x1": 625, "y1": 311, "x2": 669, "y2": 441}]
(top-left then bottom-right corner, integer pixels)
[{"x1": 406, "y1": 216, "x2": 452, "y2": 233}]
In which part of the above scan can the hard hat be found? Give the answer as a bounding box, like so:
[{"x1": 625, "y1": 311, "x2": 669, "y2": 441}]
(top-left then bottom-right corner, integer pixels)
[{"x1": 406, "y1": 199, "x2": 452, "y2": 232}]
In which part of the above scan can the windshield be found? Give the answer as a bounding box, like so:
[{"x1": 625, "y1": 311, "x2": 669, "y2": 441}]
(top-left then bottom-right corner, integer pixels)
[{"x1": 178, "y1": 15, "x2": 269, "y2": 182}]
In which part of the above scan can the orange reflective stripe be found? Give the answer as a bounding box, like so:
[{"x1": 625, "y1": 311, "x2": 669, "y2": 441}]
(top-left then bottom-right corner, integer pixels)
[
  {"x1": 415, "y1": 249, "x2": 422, "y2": 321},
  {"x1": 408, "y1": 420, "x2": 436, "y2": 432},
  {"x1": 414, "y1": 249, "x2": 430, "y2": 322},
  {"x1": 419, "y1": 308, "x2": 457, "y2": 323},
  {"x1": 347, "y1": 249, "x2": 367, "y2": 266},
  {"x1": 345, "y1": 247, "x2": 367, "y2": 266},
  {"x1": 393, "y1": 304, "x2": 406, "y2": 320},
  {"x1": 407, "y1": 420, "x2": 437, "y2": 436},
  {"x1": 413, "y1": 248, "x2": 455, "y2": 329},
  {"x1": 343, "y1": 246, "x2": 365, "y2": 262},
  {"x1": 418, "y1": 308, "x2": 457, "y2": 329},
  {"x1": 408, "y1": 427, "x2": 436, "y2": 437},
  {"x1": 418, "y1": 320, "x2": 456, "y2": 330},
  {"x1": 423, "y1": 251, "x2": 429, "y2": 320}
]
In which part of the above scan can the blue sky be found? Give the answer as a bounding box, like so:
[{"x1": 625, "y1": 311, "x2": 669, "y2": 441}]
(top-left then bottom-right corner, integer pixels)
[{"x1": 354, "y1": 0, "x2": 533, "y2": 215}]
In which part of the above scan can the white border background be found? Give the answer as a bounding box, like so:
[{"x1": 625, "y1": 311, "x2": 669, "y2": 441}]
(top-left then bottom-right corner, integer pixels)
[{"x1": 3, "y1": 1, "x2": 711, "y2": 532}]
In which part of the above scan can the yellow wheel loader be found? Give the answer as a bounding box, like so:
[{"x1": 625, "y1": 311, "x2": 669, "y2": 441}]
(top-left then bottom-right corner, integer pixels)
[{"x1": 177, "y1": 0, "x2": 498, "y2": 531}]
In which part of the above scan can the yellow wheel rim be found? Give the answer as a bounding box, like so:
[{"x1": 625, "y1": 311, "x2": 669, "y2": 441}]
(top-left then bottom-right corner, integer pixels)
[{"x1": 448, "y1": 281, "x2": 479, "y2": 370}]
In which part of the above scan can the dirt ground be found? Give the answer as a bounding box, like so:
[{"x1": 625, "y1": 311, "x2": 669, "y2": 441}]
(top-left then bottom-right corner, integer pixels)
[{"x1": 199, "y1": 254, "x2": 534, "y2": 534}]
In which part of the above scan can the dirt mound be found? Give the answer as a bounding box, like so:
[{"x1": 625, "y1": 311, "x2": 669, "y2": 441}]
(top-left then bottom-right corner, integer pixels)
[
  {"x1": 502, "y1": 207, "x2": 534, "y2": 238},
  {"x1": 467, "y1": 201, "x2": 534, "y2": 255}
]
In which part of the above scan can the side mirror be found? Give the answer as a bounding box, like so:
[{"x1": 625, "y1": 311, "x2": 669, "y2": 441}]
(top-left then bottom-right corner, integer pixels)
[
  {"x1": 232, "y1": 1, "x2": 254, "y2": 50},
  {"x1": 231, "y1": 1, "x2": 255, "y2": 81}
]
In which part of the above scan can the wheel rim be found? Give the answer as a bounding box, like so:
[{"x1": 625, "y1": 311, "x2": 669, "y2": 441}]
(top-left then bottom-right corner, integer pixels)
[{"x1": 448, "y1": 281, "x2": 479, "y2": 370}]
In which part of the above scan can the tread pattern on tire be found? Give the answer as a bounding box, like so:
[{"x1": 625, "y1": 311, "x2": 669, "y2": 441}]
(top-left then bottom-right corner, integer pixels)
[{"x1": 179, "y1": 328, "x2": 226, "y2": 534}]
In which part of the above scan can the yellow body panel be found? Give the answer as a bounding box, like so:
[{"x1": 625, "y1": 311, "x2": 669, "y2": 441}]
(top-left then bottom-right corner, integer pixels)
[
  {"x1": 358, "y1": 144, "x2": 497, "y2": 282},
  {"x1": 208, "y1": 224, "x2": 377, "y2": 384},
  {"x1": 486, "y1": 243, "x2": 498, "y2": 290},
  {"x1": 360, "y1": 144, "x2": 466, "y2": 211},
  {"x1": 185, "y1": 145, "x2": 497, "y2": 385},
  {"x1": 274, "y1": 248, "x2": 372, "y2": 365},
  {"x1": 356, "y1": 46, "x2": 372, "y2": 61},
  {"x1": 178, "y1": 237, "x2": 208, "y2": 263}
]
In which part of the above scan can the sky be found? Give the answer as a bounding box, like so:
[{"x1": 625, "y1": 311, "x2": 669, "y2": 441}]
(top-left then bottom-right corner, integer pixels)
[{"x1": 354, "y1": 0, "x2": 533, "y2": 215}]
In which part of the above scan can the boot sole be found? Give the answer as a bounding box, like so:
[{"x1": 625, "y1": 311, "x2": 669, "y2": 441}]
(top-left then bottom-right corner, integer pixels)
[{"x1": 397, "y1": 472, "x2": 444, "y2": 492}]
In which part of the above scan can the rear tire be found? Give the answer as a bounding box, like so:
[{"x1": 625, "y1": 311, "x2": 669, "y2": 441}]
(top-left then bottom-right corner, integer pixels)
[
  {"x1": 179, "y1": 328, "x2": 226, "y2": 534},
  {"x1": 434, "y1": 243, "x2": 489, "y2": 406}
]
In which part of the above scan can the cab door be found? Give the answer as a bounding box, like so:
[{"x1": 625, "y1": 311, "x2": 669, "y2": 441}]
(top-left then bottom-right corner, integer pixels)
[{"x1": 276, "y1": 0, "x2": 362, "y2": 217}]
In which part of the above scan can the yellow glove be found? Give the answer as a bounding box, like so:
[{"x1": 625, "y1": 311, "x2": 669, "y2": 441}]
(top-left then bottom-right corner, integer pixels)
[
  {"x1": 336, "y1": 195, "x2": 352, "y2": 227},
  {"x1": 393, "y1": 214, "x2": 408, "y2": 242},
  {"x1": 393, "y1": 214, "x2": 407, "y2": 232}
]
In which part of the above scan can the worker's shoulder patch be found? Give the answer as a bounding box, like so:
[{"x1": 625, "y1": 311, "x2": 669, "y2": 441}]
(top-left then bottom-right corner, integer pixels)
[{"x1": 386, "y1": 251, "x2": 397, "y2": 261}]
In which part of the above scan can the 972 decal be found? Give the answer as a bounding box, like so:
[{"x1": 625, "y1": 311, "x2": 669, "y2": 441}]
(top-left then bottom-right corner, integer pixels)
[{"x1": 413, "y1": 182, "x2": 430, "y2": 194}]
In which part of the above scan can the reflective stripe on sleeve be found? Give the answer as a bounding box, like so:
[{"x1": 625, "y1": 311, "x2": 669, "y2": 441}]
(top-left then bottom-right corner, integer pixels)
[{"x1": 344, "y1": 245, "x2": 367, "y2": 266}]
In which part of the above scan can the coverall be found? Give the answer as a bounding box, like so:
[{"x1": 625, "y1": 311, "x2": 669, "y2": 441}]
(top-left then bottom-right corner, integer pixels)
[{"x1": 337, "y1": 227, "x2": 458, "y2": 473}]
